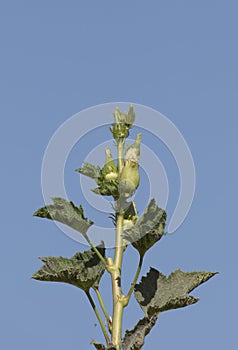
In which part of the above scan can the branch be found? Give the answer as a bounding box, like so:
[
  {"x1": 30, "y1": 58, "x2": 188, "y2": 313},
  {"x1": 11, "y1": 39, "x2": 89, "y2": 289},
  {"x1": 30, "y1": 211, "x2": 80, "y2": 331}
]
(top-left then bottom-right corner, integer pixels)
[
  {"x1": 94, "y1": 287, "x2": 112, "y2": 333},
  {"x1": 125, "y1": 255, "x2": 144, "y2": 305},
  {"x1": 85, "y1": 290, "x2": 110, "y2": 346},
  {"x1": 83, "y1": 233, "x2": 108, "y2": 269}
]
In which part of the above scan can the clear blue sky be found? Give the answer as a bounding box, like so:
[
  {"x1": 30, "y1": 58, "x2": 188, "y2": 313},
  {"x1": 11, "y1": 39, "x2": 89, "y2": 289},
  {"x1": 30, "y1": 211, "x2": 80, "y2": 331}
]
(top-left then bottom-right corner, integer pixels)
[{"x1": 1, "y1": 1, "x2": 237, "y2": 349}]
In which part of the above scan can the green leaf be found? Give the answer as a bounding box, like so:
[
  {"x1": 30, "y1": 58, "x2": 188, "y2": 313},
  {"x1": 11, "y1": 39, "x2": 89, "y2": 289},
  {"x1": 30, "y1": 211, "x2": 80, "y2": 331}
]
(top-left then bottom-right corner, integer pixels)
[
  {"x1": 92, "y1": 316, "x2": 158, "y2": 350},
  {"x1": 122, "y1": 315, "x2": 158, "y2": 350},
  {"x1": 135, "y1": 268, "x2": 218, "y2": 318},
  {"x1": 76, "y1": 159, "x2": 119, "y2": 198},
  {"x1": 33, "y1": 197, "x2": 93, "y2": 235},
  {"x1": 32, "y1": 243, "x2": 105, "y2": 291},
  {"x1": 92, "y1": 179, "x2": 119, "y2": 198},
  {"x1": 76, "y1": 162, "x2": 101, "y2": 181},
  {"x1": 91, "y1": 341, "x2": 116, "y2": 350},
  {"x1": 123, "y1": 199, "x2": 166, "y2": 256},
  {"x1": 124, "y1": 201, "x2": 137, "y2": 220}
]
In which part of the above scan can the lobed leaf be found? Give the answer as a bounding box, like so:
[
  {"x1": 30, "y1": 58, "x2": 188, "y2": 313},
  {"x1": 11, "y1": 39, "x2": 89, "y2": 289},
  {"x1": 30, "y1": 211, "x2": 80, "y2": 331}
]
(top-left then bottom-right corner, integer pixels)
[
  {"x1": 76, "y1": 157, "x2": 119, "y2": 198},
  {"x1": 122, "y1": 315, "x2": 158, "y2": 350},
  {"x1": 123, "y1": 199, "x2": 166, "y2": 256},
  {"x1": 91, "y1": 341, "x2": 116, "y2": 350},
  {"x1": 33, "y1": 197, "x2": 93, "y2": 235},
  {"x1": 76, "y1": 162, "x2": 101, "y2": 182},
  {"x1": 32, "y1": 243, "x2": 105, "y2": 291},
  {"x1": 92, "y1": 179, "x2": 119, "y2": 198},
  {"x1": 135, "y1": 268, "x2": 218, "y2": 318}
]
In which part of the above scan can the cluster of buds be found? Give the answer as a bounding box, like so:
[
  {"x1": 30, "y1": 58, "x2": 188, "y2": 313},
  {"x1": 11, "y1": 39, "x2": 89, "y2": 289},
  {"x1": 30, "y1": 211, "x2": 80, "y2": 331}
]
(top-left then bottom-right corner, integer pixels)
[
  {"x1": 93, "y1": 148, "x2": 119, "y2": 197},
  {"x1": 93, "y1": 106, "x2": 142, "y2": 202},
  {"x1": 119, "y1": 133, "x2": 142, "y2": 199},
  {"x1": 110, "y1": 105, "x2": 135, "y2": 141}
]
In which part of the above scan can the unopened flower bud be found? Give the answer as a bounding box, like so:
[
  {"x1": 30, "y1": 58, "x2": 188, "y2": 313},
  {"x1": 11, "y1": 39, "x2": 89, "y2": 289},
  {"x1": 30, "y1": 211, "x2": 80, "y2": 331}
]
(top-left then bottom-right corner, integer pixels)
[
  {"x1": 124, "y1": 133, "x2": 142, "y2": 165},
  {"x1": 119, "y1": 133, "x2": 142, "y2": 198},
  {"x1": 101, "y1": 148, "x2": 118, "y2": 180},
  {"x1": 110, "y1": 105, "x2": 136, "y2": 141}
]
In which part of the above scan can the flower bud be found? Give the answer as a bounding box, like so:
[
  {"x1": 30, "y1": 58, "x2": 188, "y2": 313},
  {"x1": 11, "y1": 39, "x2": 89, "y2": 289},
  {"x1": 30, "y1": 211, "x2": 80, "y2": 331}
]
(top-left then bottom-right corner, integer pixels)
[
  {"x1": 101, "y1": 148, "x2": 118, "y2": 180},
  {"x1": 124, "y1": 133, "x2": 142, "y2": 164},
  {"x1": 110, "y1": 105, "x2": 135, "y2": 141},
  {"x1": 119, "y1": 133, "x2": 142, "y2": 198}
]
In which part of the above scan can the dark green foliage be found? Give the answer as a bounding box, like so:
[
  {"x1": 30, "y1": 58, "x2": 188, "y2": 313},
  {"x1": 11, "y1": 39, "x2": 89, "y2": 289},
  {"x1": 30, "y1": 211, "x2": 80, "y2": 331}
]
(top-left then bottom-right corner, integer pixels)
[
  {"x1": 76, "y1": 156, "x2": 119, "y2": 198},
  {"x1": 122, "y1": 315, "x2": 158, "y2": 350},
  {"x1": 135, "y1": 268, "x2": 218, "y2": 318},
  {"x1": 92, "y1": 315, "x2": 158, "y2": 350},
  {"x1": 91, "y1": 341, "x2": 116, "y2": 350},
  {"x1": 123, "y1": 199, "x2": 166, "y2": 257},
  {"x1": 33, "y1": 197, "x2": 93, "y2": 235},
  {"x1": 92, "y1": 179, "x2": 119, "y2": 198},
  {"x1": 92, "y1": 148, "x2": 119, "y2": 197},
  {"x1": 32, "y1": 244, "x2": 105, "y2": 291}
]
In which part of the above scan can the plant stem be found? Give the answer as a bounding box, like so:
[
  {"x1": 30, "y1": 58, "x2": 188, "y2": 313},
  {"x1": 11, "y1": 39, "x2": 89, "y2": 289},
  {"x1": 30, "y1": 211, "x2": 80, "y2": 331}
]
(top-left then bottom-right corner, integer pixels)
[
  {"x1": 111, "y1": 138, "x2": 126, "y2": 349},
  {"x1": 85, "y1": 290, "x2": 110, "y2": 346},
  {"x1": 94, "y1": 287, "x2": 112, "y2": 333},
  {"x1": 117, "y1": 139, "x2": 125, "y2": 175},
  {"x1": 111, "y1": 212, "x2": 124, "y2": 348},
  {"x1": 125, "y1": 254, "x2": 144, "y2": 305}
]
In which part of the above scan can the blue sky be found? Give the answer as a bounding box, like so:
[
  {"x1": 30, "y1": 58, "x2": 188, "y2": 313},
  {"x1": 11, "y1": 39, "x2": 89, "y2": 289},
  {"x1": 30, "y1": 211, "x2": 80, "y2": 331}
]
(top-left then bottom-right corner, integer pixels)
[{"x1": 1, "y1": 1, "x2": 237, "y2": 349}]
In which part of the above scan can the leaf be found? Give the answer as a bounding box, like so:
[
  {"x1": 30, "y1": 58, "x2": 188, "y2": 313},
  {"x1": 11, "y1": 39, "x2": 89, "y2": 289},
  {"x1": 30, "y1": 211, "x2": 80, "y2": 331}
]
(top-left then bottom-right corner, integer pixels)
[
  {"x1": 76, "y1": 155, "x2": 119, "y2": 198},
  {"x1": 134, "y1": 268, "x2": 218, "y2": 318},
  {"x1": 76, "y1": 161, "x2": 118, "y2": 197},
  {"x1": 91, "y1": 341, "x2": 116, "y2": 350},
  {"x1": 33, "y1": 197, "x2": 93, "y2": 235},
  {"x1": 122, "y1": 315, "x2": 158, "y2": 350},
  {"x1": 124, "y1": 201, "x2": 137, "y2": 220},
  {"x1": 32, "y1": 243, "x2": 105, "y2": 291},
  {"x1": 123, "y1": 199, "x2": 166, "y2": 256},
  {"x1": 92, "y1": 179, "x2": 119, "y2": 198},
  {"x1": 91, "y1": 343, "x2": 106, "y2": 350},
  {"x1": 76, "y1": 162, "x2": 101, "y2": 181}
]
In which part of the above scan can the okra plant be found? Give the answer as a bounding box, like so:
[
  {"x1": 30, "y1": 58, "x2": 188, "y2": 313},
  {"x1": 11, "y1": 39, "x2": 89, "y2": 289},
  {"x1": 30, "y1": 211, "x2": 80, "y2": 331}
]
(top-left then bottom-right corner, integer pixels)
[{"x1": 32, "y1": 106, "x2": 217, "y2": 350}]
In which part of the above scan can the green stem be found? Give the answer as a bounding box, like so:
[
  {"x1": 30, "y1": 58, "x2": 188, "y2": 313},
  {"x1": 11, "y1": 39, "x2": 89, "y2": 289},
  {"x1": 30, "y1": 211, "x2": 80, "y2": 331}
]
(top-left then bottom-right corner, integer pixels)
[
  {"x1": 111, "y1": 297, "x2": 124, "y2": 350},
  {"x1": 94, "y1": 287, "x2": 112, "y2": 333},
  {"x1": 114, "y1": 212, "x2": 124, "y2": 269},
  {"x1": 117, "y1": 139, "x2": 125, "y2": 175},
  {"x1": 110, "y1": 138, "x2": 126, "y2": 349},
  {"x1": 83, "y1": 233, "x2": 107, "y2": 268},
  {"x1": 85, "y1": 290, "x2": 110, "y2": 346},
  {"x1": 125, "y1": 254, "x2": 144, "y2": 305},
  {"x1": 111, "y1": 204, "x2": 125, "y2": 349}
]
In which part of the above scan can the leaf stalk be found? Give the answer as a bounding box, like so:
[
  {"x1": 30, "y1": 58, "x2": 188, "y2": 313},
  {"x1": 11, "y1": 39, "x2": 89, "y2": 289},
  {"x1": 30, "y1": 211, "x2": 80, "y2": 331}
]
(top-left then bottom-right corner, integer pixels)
[
  {"x1": 125, "y1": 254, "x2": 144, "y2": 306},
  {"x1": 85, "y1": 290, "x2": 110, "y2": 345},
  {"x1": 94, "y1": 286, "x2": 112, "y2": 333}
]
